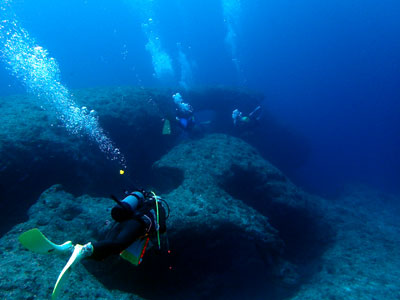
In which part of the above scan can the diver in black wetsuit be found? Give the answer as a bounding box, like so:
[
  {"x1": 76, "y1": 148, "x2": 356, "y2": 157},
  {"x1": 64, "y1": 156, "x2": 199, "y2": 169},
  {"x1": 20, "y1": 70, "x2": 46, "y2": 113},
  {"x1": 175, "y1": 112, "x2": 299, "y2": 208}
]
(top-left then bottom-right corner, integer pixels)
[
  {"x1": 89, "y1": 190, "x2": 168, "y2": 261},
  {"x1": 19, "y1": 189, "x2": 169, "y2": 299}
]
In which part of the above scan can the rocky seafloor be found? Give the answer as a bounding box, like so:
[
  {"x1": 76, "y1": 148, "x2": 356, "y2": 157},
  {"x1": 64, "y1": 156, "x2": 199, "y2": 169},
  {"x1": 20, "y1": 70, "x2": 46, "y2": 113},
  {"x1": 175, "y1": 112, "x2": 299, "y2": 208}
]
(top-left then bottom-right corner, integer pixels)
[
  {"x1": 0, "y1": 133, "x2": 327, "y2": 300},
  {"x1": 1, "y1": 133, "x2": 399, "y2": 299},
  {"x1": 0, "y1": 86, "x2": 310, "y2": 235},
  {"x1": 292, "y1": 188, "x2": 400, "y2": 300},
  {"x1": 0, "y1": 86, "x2": 399, "y2": 299}
]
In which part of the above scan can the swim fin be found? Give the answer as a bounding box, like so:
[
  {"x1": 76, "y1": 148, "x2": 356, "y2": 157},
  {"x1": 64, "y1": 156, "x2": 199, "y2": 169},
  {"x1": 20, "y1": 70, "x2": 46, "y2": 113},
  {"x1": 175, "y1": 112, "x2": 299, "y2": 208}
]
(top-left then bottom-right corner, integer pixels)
[
  {"x1": 19, "y1": 228, "x2": 73, "y2": 254},
  {"x1": 120, "y1": 236, "x2": 150, "y2": 265},
  {"x1": 52, "y1": 243, "x2": 92, "y2": 300},
  {"x1": 162, "y1": 119, "x2": 171, "y2": 135}
]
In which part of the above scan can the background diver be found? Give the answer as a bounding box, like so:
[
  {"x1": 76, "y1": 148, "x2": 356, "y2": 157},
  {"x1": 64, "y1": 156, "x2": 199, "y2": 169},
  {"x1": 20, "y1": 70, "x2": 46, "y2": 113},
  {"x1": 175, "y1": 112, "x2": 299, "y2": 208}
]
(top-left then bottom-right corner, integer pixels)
[
  {"x1": 232, "y1": 105, "x2": 262, "y2": 127},
  {"x1": 173, "y1": 92, "x2": 195, "y2": 131},
  {"x1": 19, "y1": 189, "x2": 169, "y2": 299}
]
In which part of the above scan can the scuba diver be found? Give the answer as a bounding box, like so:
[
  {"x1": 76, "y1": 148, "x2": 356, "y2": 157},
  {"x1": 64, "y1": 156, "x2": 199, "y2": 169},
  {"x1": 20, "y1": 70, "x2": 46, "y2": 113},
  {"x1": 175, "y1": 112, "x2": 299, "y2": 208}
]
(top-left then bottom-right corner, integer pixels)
[
  {"x1": 87, "y1": 189, "x2": 168, "y2": 261},
  {"x1": 19, "y1": 189, "x2": 170, "y2": 299},
  {"x1": 173, "y1": 92, "x2": 195, "y2": 131},
  {"x1": 232, "y1": 105, "x2": 262, "y2": 128}
]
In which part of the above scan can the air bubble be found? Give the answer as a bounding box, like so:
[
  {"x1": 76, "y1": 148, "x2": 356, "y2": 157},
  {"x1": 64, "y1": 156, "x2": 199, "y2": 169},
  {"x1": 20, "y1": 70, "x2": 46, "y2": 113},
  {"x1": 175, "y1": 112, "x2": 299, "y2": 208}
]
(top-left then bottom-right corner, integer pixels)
[{"x1": 0, "y1": 4, "x2": 127, "y2": 168}]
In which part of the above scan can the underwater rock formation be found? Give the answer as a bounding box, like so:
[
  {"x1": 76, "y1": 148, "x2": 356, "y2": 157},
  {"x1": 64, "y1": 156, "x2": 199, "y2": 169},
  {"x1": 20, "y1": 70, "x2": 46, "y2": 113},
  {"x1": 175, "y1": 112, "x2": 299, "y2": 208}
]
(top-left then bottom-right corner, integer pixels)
[
  {"x1": 0, "y1": 133, "x2": 330, "y2": 300},
  {"x1": 0, "y1": 86, "x2": 310, "y2": 236},
  {"x1": 0, "y1": 87, "x2": 173, "y2": 235},
  {"x1": 152, "y1": 134, "x2": 331, "y2": 282}
]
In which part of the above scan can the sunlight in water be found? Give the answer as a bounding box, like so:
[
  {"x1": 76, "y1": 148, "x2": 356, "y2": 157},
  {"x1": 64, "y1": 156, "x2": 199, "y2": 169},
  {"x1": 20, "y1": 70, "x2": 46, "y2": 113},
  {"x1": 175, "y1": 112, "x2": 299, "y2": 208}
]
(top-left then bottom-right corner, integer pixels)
[
  {"x1": 222, "y1": 0, "x2": 244, "y2": 82},
  {"x1": 177, "y1": 42, "x2": 194, "y2": 90},
  {"x1": 143, "y1": 18, "x2": 174, "y2": 79},
  {"x1": 124, "y1": 0, "x2": 174, "y2": 80}
]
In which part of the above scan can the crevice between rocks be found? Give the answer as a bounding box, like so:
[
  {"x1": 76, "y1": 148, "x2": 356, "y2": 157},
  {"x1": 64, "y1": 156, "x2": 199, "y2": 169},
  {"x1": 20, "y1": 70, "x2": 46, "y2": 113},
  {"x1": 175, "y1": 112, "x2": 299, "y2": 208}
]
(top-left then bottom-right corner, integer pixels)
[{"x1": 219, "y1": 164, "x2": 334, "y2": 269}]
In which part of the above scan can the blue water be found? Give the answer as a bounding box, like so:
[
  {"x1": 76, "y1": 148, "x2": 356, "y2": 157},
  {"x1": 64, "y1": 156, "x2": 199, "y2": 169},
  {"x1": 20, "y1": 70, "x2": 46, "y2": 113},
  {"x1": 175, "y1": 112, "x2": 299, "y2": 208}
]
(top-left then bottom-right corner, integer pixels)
[{"x1": 1, "y1": 0, "x2": 399, "y2": 196}]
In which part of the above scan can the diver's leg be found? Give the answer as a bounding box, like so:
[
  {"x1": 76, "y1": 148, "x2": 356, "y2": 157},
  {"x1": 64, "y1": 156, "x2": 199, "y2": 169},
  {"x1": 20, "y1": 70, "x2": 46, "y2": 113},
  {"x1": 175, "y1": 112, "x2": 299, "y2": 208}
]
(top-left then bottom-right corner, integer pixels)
[{"x1": 91, "y1": 219, "x2": 145, "y2": 261}]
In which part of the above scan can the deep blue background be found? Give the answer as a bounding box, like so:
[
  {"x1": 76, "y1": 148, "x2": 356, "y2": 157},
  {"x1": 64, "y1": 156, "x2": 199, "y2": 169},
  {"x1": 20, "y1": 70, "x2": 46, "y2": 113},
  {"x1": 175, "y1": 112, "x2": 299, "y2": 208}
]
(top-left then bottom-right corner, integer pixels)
[{"x1": 1, "y1": 0, "x2": 399, "y2": 196}]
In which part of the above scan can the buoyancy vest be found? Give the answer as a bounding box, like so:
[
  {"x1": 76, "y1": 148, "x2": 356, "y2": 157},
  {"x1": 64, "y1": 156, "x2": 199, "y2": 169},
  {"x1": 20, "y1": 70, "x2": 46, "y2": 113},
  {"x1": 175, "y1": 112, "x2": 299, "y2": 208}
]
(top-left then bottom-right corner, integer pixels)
[
  {"x1": 111, "y1": 192, "x2": 167, "y2": 234},
  {"x1": 134, "y1": 197, "x2": 167, "y2": 234}
]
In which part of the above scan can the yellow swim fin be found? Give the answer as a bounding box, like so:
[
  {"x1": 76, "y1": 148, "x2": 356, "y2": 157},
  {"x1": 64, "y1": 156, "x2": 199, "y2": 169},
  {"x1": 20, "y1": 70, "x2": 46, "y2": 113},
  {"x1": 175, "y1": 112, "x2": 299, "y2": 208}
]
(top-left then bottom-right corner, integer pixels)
[
  {"x1": 120, "y1": 236, "x2": 149, "y2": 266},
  {"x1": 162, "y1": 119, "x2": 171, "y2": 135},
  {"x1": 19, "y1": 228, "x2": 73, "y2": 254}
]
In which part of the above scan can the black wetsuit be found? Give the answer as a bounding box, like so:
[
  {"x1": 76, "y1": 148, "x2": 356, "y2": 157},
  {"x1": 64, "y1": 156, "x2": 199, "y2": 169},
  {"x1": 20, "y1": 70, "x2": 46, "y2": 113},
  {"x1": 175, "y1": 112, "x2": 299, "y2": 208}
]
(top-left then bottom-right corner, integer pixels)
[
  {"x1": 90, "y1": 197, "x2": 167, "y2": 261},
  {"x1": 91, "y1": 219, "x2": 145, "y2": 261}
]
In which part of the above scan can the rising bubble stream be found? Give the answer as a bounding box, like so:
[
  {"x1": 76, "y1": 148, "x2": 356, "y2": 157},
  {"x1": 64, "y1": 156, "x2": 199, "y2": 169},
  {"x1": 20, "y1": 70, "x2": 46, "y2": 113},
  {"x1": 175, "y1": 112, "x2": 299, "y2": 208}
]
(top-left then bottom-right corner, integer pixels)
[{"x1": 0, "y1": 1, "x2": 126, "y2": 169}]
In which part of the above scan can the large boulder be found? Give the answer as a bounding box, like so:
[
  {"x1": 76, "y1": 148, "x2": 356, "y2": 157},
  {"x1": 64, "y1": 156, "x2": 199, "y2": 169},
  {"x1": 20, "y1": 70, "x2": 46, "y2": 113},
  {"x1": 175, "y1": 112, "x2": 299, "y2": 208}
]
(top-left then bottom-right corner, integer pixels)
[
  {"x1": 0, "y1": 134, "x2": 331, "y2": 299},
  {"x1": 152, "y1": 134, "x2": 331, "y2": 277},
  {"x1": 0, "y1": 87, "x2": 309, "y2": 236}
]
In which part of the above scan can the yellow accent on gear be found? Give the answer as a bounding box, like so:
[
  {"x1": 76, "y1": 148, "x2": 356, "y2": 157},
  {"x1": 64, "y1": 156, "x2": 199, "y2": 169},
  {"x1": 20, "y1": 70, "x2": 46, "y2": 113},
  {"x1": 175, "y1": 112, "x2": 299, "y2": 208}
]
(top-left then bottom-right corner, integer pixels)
[{"x1": 151, "y1": 191, "x2": 161, "y2": 249}]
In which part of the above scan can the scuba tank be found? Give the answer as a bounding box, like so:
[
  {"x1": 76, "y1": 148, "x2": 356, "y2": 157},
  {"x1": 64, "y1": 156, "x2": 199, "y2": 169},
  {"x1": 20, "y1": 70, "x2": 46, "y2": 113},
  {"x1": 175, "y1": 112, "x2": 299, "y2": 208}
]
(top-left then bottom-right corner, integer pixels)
[
  {"x1": 110, "y1": 190, "x2": 170, "y2": 227},
  {"x1": 110, "y1": 191, "x2": 145, "y2": 222}
]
